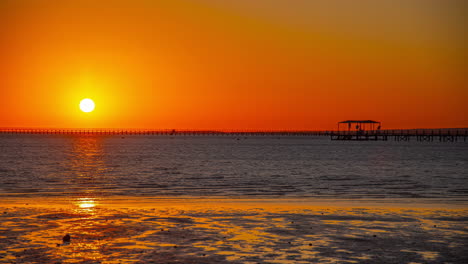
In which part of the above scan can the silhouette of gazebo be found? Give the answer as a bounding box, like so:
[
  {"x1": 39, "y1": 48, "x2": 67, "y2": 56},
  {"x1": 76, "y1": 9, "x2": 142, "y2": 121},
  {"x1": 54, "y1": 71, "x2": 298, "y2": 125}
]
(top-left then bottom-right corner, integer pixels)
[{"x1": 337, "y1": 120, "x2": 381, "y2": 133}]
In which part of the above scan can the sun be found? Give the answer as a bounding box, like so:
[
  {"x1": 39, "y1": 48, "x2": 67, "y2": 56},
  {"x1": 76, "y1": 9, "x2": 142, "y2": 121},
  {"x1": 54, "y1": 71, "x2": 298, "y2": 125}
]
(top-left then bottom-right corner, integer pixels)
[{"x1": 79, "y1": 98, "x2": 95, "y2": 113}]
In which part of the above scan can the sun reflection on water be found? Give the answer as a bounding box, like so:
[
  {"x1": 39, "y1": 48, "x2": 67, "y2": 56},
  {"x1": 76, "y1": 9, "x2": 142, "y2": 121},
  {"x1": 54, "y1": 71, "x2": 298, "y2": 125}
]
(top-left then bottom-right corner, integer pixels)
[
  {"x1": 76, "y1": 197, "x2": 97, "y2": 210},
  {"x1": 79, "y1": 201, "x2": 95, "y2": 209},
  {"x1": 68, "y1": 135, "x2": 108, "y2": 190},
  {"x1": 67, "y1": 135, "x2": 108, "y2": 214}
]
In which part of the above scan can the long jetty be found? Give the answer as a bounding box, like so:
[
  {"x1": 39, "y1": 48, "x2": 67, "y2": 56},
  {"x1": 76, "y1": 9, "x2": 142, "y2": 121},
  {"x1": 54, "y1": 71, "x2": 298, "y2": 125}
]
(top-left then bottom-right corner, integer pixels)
[
  {"x1": 0, "y1": 128, "x2": 329, "y2": 136},
  {"x1": 0, "y1": 128, "x2": 467, "y2": 142},
  {"x1": 330, "y1": 129, "x2": 467, "y2": 142}
]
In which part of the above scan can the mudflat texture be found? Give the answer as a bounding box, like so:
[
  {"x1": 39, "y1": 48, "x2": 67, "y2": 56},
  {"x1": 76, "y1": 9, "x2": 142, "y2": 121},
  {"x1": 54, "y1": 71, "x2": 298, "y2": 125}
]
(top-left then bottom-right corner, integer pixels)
[{"x1": 0, "y1": 201, "x2": 466, "y2": 264}]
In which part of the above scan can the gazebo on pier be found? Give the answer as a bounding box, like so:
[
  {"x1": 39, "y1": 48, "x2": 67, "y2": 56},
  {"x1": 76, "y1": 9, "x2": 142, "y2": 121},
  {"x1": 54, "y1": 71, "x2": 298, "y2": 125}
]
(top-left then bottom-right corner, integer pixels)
[
  {"x1": 337, "y1": 120, "x2": 381, "y2": 132},
  {"x1": 333, "y1": 120, "x2": 386, "y2": 141}
]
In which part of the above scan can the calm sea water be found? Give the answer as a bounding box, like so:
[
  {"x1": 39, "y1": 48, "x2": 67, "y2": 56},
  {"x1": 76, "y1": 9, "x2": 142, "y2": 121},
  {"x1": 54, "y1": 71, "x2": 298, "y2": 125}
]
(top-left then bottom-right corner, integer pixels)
[{"x1": 0, "y1": 134, "x2": 467, "y2": 202}]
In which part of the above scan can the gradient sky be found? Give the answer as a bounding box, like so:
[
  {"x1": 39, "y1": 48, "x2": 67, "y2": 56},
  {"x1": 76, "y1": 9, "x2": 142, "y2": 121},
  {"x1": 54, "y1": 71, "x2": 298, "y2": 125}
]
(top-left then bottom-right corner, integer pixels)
[{"x1": 0, "y1": 0, "x2": 466, "y2": 130}]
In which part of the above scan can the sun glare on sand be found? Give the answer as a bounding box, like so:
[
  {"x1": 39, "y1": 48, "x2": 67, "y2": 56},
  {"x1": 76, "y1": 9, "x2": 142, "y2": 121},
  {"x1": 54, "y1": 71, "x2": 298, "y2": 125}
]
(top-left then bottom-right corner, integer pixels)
[{"x1": 80, "y1": 98, "x2": 95, "y2": 113}]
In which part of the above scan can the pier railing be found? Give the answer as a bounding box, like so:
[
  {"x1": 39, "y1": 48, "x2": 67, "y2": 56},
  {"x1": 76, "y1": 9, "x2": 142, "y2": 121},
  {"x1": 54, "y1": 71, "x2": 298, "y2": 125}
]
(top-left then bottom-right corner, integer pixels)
[
  {"x1": 0, "y1": 128, "x2": 332, "y2": 136},
  {"x1": 0, "y1": 128, "x2": 466, "y2": 142},
  {"x1": 330, "y1": 129, "x2": 468, "y2": 142}
]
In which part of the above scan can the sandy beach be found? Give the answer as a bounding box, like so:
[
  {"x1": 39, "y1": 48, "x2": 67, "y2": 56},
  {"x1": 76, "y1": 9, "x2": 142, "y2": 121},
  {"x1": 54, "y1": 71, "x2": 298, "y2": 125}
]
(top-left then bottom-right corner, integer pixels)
[
  {"x1": 0, "y1": 198, "x2": 466, "y2": 264},
  {"x1": 1, "y1": 0, "x2": 467, "y2": 262}
]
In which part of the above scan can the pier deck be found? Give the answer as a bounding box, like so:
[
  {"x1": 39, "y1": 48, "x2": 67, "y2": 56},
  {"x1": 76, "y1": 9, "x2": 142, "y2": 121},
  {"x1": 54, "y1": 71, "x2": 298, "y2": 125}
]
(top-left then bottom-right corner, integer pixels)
[
  {"x1": 330, "y1": 130, "x2": 467, "y2": 142},
  {"x1": 0, "y1": 128, "x2": 466, "y2": 142}
]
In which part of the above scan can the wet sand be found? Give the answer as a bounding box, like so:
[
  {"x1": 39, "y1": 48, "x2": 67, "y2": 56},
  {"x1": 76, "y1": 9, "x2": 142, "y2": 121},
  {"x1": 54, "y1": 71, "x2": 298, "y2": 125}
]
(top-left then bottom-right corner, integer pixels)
[{"x1": 0, "y1": 198, "x2": 467, "y2": 264}]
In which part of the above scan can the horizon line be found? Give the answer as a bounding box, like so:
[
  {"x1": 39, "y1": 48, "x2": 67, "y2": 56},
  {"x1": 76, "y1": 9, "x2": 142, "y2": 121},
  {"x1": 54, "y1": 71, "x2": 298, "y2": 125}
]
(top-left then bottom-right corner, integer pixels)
[{"x1": 1, "y1": 127, "x2": 468, "y2": 132}]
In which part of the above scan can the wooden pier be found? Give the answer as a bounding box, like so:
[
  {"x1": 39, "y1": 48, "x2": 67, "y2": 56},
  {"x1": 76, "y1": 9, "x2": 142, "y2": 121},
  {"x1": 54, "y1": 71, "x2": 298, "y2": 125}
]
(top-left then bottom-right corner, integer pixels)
[
  {"x1": 330, "y1": 130, "x2": 467, "y2": 142},
  {"x1": 0, "y1": 128, "x2": 330, "y2": 137},
  {"x1": 331, "y1": 120, "x2": 467, "y2": 142},
  {"x1": 0, "y1": 127, "x2": 466, "y2": 142}
]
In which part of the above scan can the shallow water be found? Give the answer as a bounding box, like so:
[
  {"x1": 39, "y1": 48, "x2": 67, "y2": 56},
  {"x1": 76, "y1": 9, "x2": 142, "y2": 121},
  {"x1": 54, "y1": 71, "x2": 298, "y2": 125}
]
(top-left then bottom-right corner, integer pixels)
[
  {"x1": 1, "y1": 135, "x2": 467, "y2": 263},
  {"x1": 0, "y1": 134, "x2": 467, "y2": 202}
]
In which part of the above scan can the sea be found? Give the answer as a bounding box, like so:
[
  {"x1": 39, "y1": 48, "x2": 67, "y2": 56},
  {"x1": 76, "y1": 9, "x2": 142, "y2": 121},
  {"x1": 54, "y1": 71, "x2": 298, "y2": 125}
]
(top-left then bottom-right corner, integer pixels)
[{"x1": 0, "y1": 134, "x2": 467, "y2": 204}]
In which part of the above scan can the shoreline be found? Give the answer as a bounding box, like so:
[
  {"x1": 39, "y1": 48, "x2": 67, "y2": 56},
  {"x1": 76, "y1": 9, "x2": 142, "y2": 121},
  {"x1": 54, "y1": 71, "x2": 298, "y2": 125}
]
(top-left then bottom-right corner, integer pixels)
[{"x1": 1, "y1": 195, "x2": 467, "y2": 210}]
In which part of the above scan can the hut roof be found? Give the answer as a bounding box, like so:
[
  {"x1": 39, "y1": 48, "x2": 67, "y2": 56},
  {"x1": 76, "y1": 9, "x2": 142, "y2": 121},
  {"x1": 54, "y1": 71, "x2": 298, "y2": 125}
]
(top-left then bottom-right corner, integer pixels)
[{"x1": 339, "y1": 120, "x2": 380, "y2": 124}]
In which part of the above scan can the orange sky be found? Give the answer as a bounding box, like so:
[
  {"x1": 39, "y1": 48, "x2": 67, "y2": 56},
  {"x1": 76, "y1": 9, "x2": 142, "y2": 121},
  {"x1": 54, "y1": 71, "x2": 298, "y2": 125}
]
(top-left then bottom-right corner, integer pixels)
[{"x1": 0, "y1": 0, "x2": 466, "y2": 130}]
